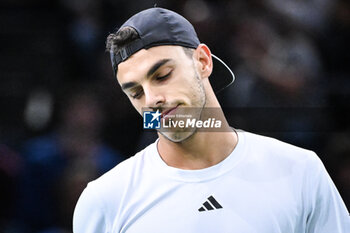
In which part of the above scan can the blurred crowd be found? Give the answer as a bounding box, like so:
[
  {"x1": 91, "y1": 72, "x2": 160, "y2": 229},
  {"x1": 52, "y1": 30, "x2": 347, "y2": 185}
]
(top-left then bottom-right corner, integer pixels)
[{"x1": 0, "y1": 0, "x2": 349, "y2": 232}]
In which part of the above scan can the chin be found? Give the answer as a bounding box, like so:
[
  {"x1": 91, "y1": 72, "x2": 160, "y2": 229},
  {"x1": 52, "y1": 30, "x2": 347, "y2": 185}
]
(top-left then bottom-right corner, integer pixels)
[{"x1": 159, "y1": 129, "x2": 196, "y2": 143}]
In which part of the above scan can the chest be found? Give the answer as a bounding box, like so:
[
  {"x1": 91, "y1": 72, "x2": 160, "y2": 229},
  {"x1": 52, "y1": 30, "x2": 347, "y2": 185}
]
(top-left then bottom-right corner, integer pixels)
[{"x1": 112, "y1": 176, "x2": 305, "y2": 233}]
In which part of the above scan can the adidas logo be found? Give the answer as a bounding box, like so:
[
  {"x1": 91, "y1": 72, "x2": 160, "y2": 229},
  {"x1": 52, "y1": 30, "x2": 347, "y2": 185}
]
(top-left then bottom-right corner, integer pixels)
[{"x1": 198, "y1": 195, "x2": 223, "y2": 212}]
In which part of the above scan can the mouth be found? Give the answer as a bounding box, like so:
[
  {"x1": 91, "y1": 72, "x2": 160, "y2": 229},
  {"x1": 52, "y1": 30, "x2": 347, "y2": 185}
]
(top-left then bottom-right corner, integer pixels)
[{"x1": 161, "y1": 105, "x2": 180, "y2": 119}]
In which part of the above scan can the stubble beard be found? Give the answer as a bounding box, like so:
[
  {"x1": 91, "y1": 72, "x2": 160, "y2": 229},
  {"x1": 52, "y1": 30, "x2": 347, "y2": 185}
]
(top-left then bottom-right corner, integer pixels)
[{"x1": 158, "y1": 72, "x2": 206, "y2": 143}]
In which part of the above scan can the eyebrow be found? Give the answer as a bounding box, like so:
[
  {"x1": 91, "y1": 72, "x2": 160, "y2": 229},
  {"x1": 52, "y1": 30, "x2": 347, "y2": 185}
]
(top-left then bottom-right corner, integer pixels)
[
  {"x1": 121, "y1": 81, "x2": 137, "y2": 90},
  {"x1": 146, "y1": 58, "x2": 171, "y2": 77},
  {"x1": 121, "y1": 58, "x2": 172, "y2": 91}
]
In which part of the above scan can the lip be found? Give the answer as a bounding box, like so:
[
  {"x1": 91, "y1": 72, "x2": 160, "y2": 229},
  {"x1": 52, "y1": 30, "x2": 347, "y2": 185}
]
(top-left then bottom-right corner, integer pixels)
[{"x1": 161, "y1": 105, "x2": 179, "y2": 119}]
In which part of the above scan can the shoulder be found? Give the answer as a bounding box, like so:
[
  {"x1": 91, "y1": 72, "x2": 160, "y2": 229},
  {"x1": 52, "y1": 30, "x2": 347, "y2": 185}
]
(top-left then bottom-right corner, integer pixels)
[
  {"x1": 91, "y1": 141, "x2": 156, "y2": 195},
  {"x1": 76, "y1": 140, "x2": 157, "y2": 207},
  {"x1": 242, "y1": 130, "x2": 318, "y2": 161},
  {"x1": 73, "y1": 141, "x2": 157, "y2": 232},
  {"x1": 238, "y1": 130, "x2": 321, "y2": 175}
]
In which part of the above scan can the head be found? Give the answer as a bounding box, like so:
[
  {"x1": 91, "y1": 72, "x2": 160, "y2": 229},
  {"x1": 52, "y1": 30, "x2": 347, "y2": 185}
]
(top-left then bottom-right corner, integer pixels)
[{"x1": 106, "y1": 8, "x2": 228, "y2": 142}]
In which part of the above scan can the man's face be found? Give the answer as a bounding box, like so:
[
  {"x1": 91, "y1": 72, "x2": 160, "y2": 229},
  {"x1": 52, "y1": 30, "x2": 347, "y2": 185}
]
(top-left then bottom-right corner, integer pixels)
[{"x1": 117, "y1": 45, "x2": 206, "y2": 142}]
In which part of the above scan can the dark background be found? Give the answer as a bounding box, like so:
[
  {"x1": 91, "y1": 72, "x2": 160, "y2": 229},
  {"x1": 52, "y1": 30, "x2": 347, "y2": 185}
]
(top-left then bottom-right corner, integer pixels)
[{"x1": 0, "y1": 0, "x2": 349, "y2": 232}]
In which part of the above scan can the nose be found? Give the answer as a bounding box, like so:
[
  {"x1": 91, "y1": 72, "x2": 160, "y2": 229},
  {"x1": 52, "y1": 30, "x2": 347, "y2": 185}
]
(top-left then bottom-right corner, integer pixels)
[{"x1": 143, "y1": 85, "x2": 165, "y2": 108}]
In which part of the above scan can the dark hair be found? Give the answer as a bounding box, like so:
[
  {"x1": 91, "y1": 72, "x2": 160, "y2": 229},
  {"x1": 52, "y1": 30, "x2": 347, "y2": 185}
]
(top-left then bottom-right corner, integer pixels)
[
  {"x1": 106, "y1": 27, "x2": 193, "y2": 58},
  {"x1": 106, "y1": 27, "x2": 139, "y2": 54}
]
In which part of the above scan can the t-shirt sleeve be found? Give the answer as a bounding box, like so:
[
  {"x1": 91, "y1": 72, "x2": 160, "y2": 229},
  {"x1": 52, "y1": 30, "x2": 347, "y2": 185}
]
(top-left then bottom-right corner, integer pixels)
[
  {"x1": 305, "y1": 152, "x2": 350, "y2": 232},
  {"x1": 73, "y1": 182, "x2": 108, "y2": 233}
]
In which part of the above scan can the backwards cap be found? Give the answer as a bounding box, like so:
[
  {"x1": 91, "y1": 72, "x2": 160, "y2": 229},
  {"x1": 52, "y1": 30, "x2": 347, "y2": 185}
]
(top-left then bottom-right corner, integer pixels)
[{"x1": 109, "y1": 7, "x2": 234, "y2": 93}]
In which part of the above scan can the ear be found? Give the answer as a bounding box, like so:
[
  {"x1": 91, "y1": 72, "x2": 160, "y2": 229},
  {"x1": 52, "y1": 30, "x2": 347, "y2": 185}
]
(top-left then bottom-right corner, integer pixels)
[{"x1": 193, "y1": 44, "x2": 213, "y2": 79}]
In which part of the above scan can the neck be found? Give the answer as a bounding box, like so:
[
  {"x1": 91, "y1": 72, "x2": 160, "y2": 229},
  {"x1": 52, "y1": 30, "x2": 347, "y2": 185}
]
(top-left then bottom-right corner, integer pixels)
[{"x1": 157, "y1": 113, "x2": 238, "y2": 170}]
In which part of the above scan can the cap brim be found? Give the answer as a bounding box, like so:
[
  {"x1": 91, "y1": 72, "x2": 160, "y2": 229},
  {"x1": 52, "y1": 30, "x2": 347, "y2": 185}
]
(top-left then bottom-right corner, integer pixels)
[{"x1": 210, "y1": 54, "x2": 235, "y2": 94}]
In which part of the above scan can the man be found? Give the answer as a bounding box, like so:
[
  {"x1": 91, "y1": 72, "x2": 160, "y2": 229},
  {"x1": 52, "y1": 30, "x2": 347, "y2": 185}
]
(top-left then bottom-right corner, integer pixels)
[{"x1": 73, "y1": 7, "x2": 349, "y2": 232}]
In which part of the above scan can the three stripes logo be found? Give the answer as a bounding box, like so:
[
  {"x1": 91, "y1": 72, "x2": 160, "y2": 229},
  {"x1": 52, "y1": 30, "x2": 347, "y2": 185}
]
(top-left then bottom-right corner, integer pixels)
[{"x1": 198, "y1": 195, "x2": 223, "y2": 212}]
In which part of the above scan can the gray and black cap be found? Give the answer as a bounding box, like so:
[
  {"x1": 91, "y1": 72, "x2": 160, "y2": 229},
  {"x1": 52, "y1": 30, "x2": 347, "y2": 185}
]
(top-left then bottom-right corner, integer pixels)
[{"x1": 109, "y1": 7, "x2": 235, "y2": 93}]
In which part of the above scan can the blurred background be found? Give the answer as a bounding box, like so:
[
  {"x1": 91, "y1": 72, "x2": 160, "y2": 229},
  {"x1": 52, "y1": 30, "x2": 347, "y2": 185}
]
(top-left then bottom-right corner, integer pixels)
[{"x1": 0, "y1": 0, "x2": 349, "y2": 232}]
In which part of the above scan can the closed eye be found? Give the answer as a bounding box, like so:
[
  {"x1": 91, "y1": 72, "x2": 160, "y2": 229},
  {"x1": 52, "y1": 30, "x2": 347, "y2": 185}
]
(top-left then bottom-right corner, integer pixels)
[
  {"x1": 130, "y1": 90, "x2": 144, "y2": 99},
  {"x1": 156, "y1": 70, "x2": 172, "y2": 81}
]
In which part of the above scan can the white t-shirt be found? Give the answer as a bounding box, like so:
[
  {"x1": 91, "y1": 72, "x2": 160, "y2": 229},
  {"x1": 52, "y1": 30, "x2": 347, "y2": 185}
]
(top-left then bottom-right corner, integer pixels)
[{"x1": 73, "y1": 131, "x2": 350, "y2": 233}]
